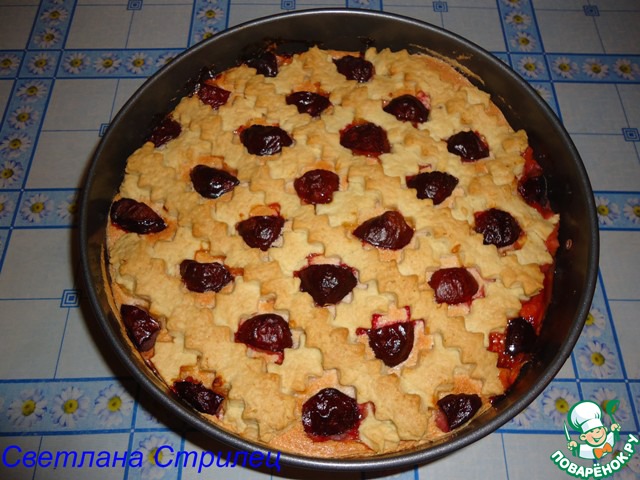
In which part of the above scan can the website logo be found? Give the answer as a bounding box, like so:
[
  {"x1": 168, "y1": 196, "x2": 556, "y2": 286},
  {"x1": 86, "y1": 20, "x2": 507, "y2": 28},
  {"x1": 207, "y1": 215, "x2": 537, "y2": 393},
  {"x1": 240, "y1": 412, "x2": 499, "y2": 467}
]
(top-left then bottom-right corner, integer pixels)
[{"x1": 549, "y1": 399, "x2": 638, "y2": 479}]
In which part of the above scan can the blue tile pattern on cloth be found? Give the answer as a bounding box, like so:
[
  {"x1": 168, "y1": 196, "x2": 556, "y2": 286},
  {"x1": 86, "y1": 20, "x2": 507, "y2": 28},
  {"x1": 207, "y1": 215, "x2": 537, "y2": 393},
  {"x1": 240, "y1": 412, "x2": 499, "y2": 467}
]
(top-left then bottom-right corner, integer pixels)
[
  {"x1": 0, "y1": 1, "x2": 639, "y2": 479},
  {"x1": 56, "y1": 49, "x2": 183, "y2": 78},
  {"x1": 189, "y1": 0, "x2": 230, "y2": 46},
  {"x1": 498, "y1": 0, "x2": 543, "y2": 53}
]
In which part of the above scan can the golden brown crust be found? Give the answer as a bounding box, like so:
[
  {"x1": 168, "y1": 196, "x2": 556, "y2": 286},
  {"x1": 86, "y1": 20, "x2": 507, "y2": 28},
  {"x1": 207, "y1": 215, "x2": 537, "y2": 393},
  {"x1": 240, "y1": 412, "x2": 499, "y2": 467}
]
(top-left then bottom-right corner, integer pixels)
[{"x1": 105, "y1": 46, "x2": 558, "y2": 457}]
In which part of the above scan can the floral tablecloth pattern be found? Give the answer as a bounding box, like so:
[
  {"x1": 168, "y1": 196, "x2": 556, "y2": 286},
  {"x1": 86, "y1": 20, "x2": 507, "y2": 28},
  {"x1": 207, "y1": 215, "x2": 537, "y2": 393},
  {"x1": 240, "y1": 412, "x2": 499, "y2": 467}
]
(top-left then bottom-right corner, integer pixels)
[{"x1": 0, "y1": 1, "x2": 639, "y2": 479}]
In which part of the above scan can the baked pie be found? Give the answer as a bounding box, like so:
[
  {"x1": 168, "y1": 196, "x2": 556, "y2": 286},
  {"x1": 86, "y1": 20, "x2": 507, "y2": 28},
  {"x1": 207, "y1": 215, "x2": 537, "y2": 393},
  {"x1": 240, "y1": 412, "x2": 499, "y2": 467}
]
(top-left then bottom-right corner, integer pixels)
[{"x1": 106, "y1": 46, "x2": 559, "y2": 457}]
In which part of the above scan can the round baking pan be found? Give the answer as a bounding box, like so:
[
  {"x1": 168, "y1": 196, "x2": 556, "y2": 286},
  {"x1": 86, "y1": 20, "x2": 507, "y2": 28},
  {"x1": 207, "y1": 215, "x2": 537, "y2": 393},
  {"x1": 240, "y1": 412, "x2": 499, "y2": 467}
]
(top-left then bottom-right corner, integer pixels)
[{"x1": 80, "y1": 8, "x2": 599, "y2": 472}]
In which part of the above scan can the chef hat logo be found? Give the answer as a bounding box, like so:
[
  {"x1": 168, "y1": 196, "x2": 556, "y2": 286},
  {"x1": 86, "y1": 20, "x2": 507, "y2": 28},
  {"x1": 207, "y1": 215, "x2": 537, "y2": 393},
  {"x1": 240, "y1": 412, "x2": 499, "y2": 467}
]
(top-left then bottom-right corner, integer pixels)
[{"x1": 568, "y1": 400, "x2": 604, "y2": 434}]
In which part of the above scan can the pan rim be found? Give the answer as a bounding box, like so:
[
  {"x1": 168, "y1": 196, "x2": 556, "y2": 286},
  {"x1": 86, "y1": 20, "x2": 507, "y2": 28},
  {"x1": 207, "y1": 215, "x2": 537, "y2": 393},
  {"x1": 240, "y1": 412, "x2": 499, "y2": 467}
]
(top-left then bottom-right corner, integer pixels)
[{"x1": 79, "y1": 7, "x2": 599, "y2": 472}]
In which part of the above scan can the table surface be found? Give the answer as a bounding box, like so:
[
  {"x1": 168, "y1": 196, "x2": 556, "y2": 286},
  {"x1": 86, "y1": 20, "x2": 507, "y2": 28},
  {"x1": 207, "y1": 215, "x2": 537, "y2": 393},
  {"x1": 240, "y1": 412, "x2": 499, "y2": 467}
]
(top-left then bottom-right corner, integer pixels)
[{"x1": 0, "y1": 0, "x2": 639, "y2": 479}]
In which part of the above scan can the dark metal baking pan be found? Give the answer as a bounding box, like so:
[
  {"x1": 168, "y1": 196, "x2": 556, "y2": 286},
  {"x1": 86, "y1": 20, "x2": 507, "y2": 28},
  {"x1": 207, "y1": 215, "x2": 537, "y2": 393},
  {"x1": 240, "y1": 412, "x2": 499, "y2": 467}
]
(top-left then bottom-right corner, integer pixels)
[{"x1": 80, "y1": 8, "x2": 599, "y2": 472}]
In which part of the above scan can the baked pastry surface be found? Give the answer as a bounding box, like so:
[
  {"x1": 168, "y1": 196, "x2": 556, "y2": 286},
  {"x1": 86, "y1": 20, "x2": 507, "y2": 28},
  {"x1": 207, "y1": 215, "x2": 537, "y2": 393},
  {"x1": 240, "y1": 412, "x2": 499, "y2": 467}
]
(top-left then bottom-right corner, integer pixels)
[{"x1": 106, "y1": 46, "x2": 559, "y2": 457}]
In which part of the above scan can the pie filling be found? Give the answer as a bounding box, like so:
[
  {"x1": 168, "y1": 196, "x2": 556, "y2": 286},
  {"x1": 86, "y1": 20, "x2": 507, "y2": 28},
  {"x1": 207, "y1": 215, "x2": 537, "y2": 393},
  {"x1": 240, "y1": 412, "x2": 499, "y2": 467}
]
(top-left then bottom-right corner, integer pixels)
[{"x1": 105, "y1": 46, "x2": 559, "y2": 457}]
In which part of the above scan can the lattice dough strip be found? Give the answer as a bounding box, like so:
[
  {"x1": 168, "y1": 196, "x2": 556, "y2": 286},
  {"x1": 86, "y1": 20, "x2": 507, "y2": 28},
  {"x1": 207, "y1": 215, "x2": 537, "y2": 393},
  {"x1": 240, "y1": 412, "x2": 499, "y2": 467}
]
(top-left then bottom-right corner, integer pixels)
[
  {"x1": 333, "y1": 280, "x2": 394, "y2": 335},
  {"x1": 400, "y1": 334, "x2": 464, "y2": 409},
  {"x1": 212, "y1": 277, "x2": 262, "y2": 331},
  {"x1": 428, "y1": 312, "x2": 503, "y2": 396},
  {"x1": 306, "y1": 318, "x2": 429, "y2": 440},
  {"x1": 267, "y1": 333, "x2": 324, "y2": 394},
  {"x1": 193, "y1": 324, "x2": 297, "y2": 439},
  {"x1": 152, "y1": 332, "x2": 199, "y2": 383}
]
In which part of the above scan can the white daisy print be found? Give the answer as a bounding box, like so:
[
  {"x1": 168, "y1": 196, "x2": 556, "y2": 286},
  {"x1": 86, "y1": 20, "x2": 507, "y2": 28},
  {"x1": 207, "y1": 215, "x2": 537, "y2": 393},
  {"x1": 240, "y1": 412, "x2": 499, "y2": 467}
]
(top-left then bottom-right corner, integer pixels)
[
  {"x1": 16, "y1": 81, "x2": 48, "y2": 102},
  {"x1": 7, "y1": 388, "x2": 47, "y2": 428},
  {"x1": 577, "y1": 340, "x2": 618, "y2": 378},
  {"x1": 582, "y1": 58, "x2": 609, "y2": 79},
  {"x1": 27, "y1": 53, "x2": 54, "y2": 75},
  {"x1": 56, "y1": 194, "x2": 78, "y2": 221},
  {"x1": 155, "y1": 52, "x2": 176, "y2": 69},
  {"x1": 591, "y1": 388, "x2": 630, "y2": 424},
  {"x1": 614, "y1": 455, "x2": 640, "y2": 480},
  {"x1": 35, "y1": 27, "x2": 62, "y2": 48},
  {"x1": 0, "y1": 160, "x2": 24, "y2": 188},
  {"x1": 518, "y1": 56, "x2": 544, "y2": 78},
  {"x1": 40, "y1": 7, "x2": 68, "y2": 24},
  {"x1": 613, "y1": 59, "x2": 638, "y2": 80},
  {"x1": 502, "y1": 0, "x2": 522, "y2": 7},
  {"x1": 0, "y1": 194, "x2": 15, "y2": 221},
  {"x1": 7, "y1": 106, "x2": 39, "y2": 130},
  {"x1": 196, "y1": 25, "x2": 220, "y2": 42},
  {"x1": 138, "y1": 435, "x2": 173, "y2": 479},
  {"x1": 376, "y1": 473, "x2": 415, "y2": 480},
  {"x1": 595, "y1": 195, "x2": 620, "y2": 226},
  {"x1": 624, "y1": 441, "x2": 640, "y2": 474},
  {"x1": 532, "y1": 84, "x2": 552, "y2": 103},
  {"x1": 0, "y1": 133, "x2": 32, "y2": 158},
  {"x1": 552, "y1": 57, "x2": 579, "y2": 79},
  {"x1": 197, "y1": 6, "x2": 224, "y2": 22},
  {"x1": 94, "y1": 384, "x2": 133, "y2": 427},
  {"x1": 582, "y1": 307, "x2": 606, "y2": 338},
  {"x1": 623, "y1": 197, "x2": 640, "y2": 224},
  {"x1": 51, "y1": 386, "x2": 89, "y2": 428},
  {"x1": 511, "y1": 32, "x2": 536, "y2": 52},
  {"x1": 629, "y1": 452, "x2": 640, "y2": 473},
  {"x1": 0, "y1": 54, "x2": 20, "y2": 73},
  {"x1": 541, "y1": 385, "x2": 578, "y2": 426},
  {"x1": 62, "y1": 52, "x2": 88, "y2": 74},
  {"x1": 126, "y1": 52, "x2": 150, "y2": 75},
  {"x1": 508, "y1": 400, "x2": 541, "y2": 428},
  {"x1": 505, "y1": 11, "x2": 531, "y2": 29},
  {"x1": 94, "y1": 53, "x2": 121, "y2": 74},
  {"x1": 141, "y1": 408, "x2": 157, "y2": 424},
  {"x1": 20, "y1": 193, "x2": 54, "y2": 223}
]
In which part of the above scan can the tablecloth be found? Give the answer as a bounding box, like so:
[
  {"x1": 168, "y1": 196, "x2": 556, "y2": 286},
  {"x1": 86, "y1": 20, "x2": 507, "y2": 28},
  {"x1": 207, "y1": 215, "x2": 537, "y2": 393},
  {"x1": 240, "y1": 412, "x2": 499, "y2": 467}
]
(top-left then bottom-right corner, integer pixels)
[{"x1": 0, "y1": 0, "x2": 639, "y2": 478}]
